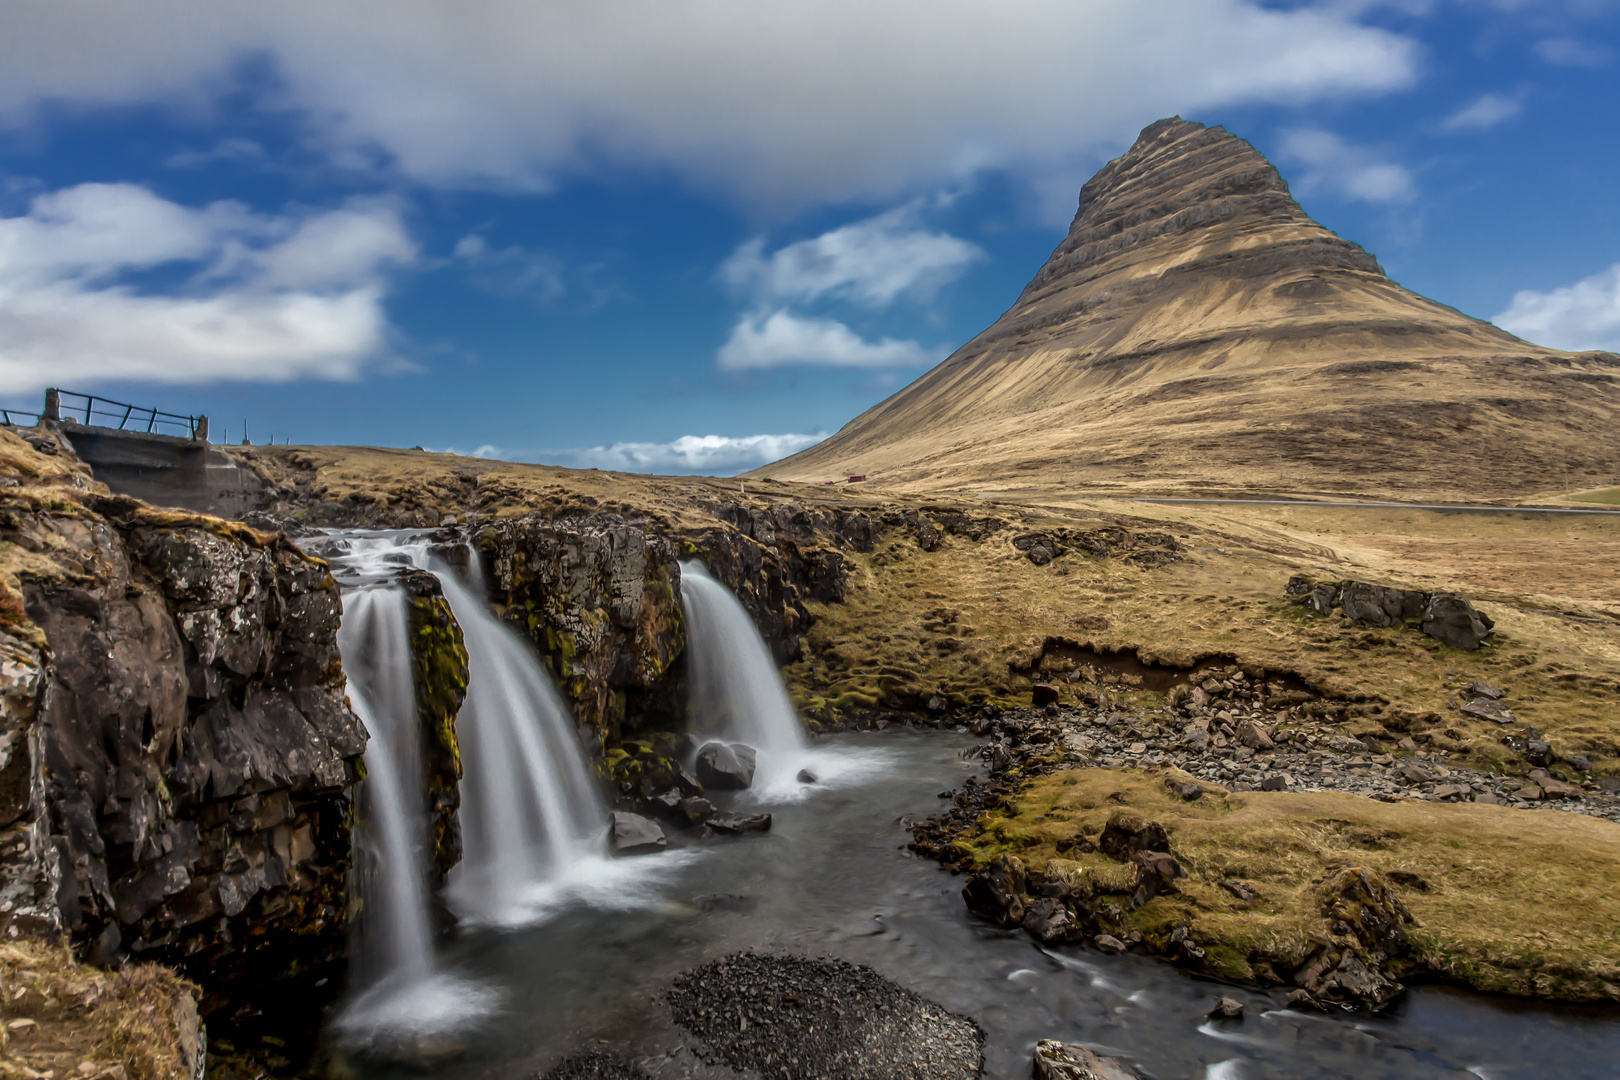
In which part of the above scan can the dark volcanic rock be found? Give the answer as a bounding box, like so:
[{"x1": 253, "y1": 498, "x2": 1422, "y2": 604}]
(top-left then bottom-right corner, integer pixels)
[
  {"x1": 667, "y1": 952, "x2": 984, "y2": 1080},
  {"x1": 1422, "y1": 593, "x2": 1495, "y2": 651},
  {"x1": 609, "y1": 811, "x2": 667, "y2": 855},
  {"x1": 539, "y1": 1048, "x2": 652, "y2": 1080},
  {"x1": 705, "y1": 812, "x2": 772, "y2": 835},
  {"x1": 962, "y1": 856, "x2": 1026, "y2": 927},
  {"x1": 1033, "y1": 1039, "x2": 1135, "y2": 1080},
  {"x1": 1098, "y1": 810, "x2": 1169, "y2": 861},
  {"x1": 695, "y1": 742, "x2": 757, "y2": 790}
]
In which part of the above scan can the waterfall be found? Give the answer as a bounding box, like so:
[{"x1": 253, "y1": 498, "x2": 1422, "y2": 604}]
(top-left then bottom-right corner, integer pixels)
[
  {"x1": 434, "y1": 556, "x2": 608, "y2": 925},
  {"x1": 329, "y1": 564, "x2": 494, "y2": 1050},
  {"x1": 679, "y1": 560, "x2": 886, "y2": 799}
]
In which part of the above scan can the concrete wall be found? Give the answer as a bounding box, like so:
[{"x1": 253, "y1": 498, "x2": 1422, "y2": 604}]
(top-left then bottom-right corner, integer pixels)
[{"x1": 54, "y1": 422, "x2": 271, "y2": 520}]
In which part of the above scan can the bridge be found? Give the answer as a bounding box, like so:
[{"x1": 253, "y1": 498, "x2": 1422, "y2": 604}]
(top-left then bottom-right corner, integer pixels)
[{"x1": 5, "y1": 389, "x2": 270, "y2": 519}]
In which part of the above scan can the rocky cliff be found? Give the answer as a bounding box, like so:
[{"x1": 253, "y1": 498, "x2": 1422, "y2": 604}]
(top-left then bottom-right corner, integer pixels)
[
  {"x1": 0, "y1": 428, "x2": 366, "y2": 1019},
  {"x1": 760, "y1": 117, "x2": 1620, "y2": 501}
]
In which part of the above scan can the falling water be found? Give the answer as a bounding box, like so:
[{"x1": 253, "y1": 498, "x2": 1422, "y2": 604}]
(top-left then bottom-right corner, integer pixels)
[
  {"x1": 434, "y1": 556, "x2": 608, "y2": 925},
  {"x1": 679, "y1": 560, "x2": 887, "y2": 799},
  {"x1": 328, "y1": 553, "x2": 494, "y2": 1049}
]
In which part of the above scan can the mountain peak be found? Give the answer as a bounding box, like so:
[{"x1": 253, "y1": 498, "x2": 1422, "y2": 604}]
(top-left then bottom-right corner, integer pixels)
[{"x1": 760, "y1": 119, "x2": 1620, "y2": 501}]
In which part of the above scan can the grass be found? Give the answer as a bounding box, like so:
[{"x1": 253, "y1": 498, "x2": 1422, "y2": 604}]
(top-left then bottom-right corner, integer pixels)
[
  {"x1": 1569, "y1": 487, "x2": 1620, "y2": 506},
  {"x1": 0, "y1": 939, "x2": 202, "y2": 1080},
  {"x1": 958, "y1": 767, "x2": 1620, "y2": 1000}
]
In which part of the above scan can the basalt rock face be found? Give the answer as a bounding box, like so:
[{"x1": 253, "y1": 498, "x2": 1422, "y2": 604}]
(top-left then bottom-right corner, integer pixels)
[
  {"x1": 0, "y1": 430, "x2": 365, "y2": 1011},
  {"x1": 762, "y1": 117, "x2": 1620, "y2": 500}
]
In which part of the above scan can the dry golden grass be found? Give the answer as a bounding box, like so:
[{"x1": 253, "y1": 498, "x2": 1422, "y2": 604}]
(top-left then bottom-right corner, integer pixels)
[
  {"x1": 957, "y1": 767, "x2": 1620, "y2": 1000},
  {"x1": 0, "y1": 940, "x2": 202, "y2": 1080},
  {"x1": 790, "y1": 496, "x2": 1620, "y2": 777}
]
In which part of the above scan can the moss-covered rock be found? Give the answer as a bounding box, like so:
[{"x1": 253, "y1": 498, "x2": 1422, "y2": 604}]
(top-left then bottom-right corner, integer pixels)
[{"x1": 401, "y1": 572, "x2": 468, "y2": 885}]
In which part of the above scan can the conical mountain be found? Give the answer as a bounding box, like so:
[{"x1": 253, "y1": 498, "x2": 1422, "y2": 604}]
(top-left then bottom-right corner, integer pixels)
[{"x1": 761, "y1": 118, "x2": 1620, "y2": 501}]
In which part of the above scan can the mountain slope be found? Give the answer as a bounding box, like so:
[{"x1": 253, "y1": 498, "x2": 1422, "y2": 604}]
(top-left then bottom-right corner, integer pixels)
[{"x1": 760, "y1": 118, "x2": 1620, "y2": 501}]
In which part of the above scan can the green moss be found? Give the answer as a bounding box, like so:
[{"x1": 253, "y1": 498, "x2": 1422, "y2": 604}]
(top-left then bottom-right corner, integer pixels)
[{"x1": 407, "y1": 592, "x2": 468, "y2": 884}]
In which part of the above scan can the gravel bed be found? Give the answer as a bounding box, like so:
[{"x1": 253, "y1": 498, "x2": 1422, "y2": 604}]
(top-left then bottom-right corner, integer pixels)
[
  {"x1": 667, "y1": 952, "x2": 983, "y2": 1080},
  {"x1": 539, "y1": 1048, "x2": 653, "y2": 1080}
]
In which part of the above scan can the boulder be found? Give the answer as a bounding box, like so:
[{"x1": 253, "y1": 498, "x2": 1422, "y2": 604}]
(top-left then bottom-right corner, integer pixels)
[
  {"x1": 1470, "y1": 680, "x2": 1506, "y2": 700},
  {"x1": 961, "y1": 856, "x2": 1026, "y2": 927},
  {"x1": 1132, "y1": 850, "x2": 1185, "y2": 901},
  {"x1": 1460, "y1": 697, "x2": 1515, "y2": 724},
  {"x1": 1339, "y1": 582, "x2": 1425, "y2": 628},
  {"x1": 1421, "y1": 593, "x2": 1494, "y2": 650},
  {"x1": 796, "y1": 768, "x2": 818, "y2": 784},
  {"x1": 678, "y1": 796, "x2": 716, "y2": 823},
  {"x1": 1093, "y1": 933, "x2": 1126, "y2": 954},
  {"x1": 1235, "y1": 718, "x2": 1275, "y2": 751},
  {"x1": 1208, "y1": 996, "x2": 1245, "y2": 1020},
  {"x1": 915, "y1": 521, "x2": 941, "y2": 551},
  {"x1": 1306, "y1": 582, "x2": 1339, "y2": 616},
  {"x1": 695, "y1": 742, "x2": 757, "y2": 790},
  {"x1": 1098, "y1": 810, "x2": 1169, "y2": 861},
  {"x1": 610, "y1": 811, "x2": 667, "y2": 855},
  {"x1": 1032, "y1": 1039, "x2": 1135, "y2": 1080},
  {"x1": 705, "y1": 812, "x2": 773, "y2": 834},
  {"x1": 1022, "y1": 897, "x2": 1083, "y2": 943},
  {"x1": 1012, "y1": 533, "x2": 1061, "y2": 565}
]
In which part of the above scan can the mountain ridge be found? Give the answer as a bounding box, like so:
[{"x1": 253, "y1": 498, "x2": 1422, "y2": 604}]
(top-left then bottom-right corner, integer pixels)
[{"x1": 758, "y1": 118, "x2": 1620, "y2": 501}]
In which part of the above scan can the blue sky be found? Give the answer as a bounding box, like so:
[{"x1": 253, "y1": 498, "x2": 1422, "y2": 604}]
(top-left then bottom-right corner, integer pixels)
[{"x1": 1, "y1": 1, "x2": 1616, "y2": 473}]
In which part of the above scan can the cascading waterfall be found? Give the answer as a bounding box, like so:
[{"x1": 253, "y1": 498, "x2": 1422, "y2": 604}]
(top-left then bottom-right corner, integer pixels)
[
  {"x1": 679, "y1": 560, "x2": 885, "y2": 799},
  {"x1": 329, "y1": 554, "x2": 494, "y2": 1048},
  {"x1": 434, "y1": 555, "x2": 608, "y2": 925}
]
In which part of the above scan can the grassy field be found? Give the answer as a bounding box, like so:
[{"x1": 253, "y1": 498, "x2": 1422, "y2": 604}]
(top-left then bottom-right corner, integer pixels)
[{"x1": 956, "y1": 768, "x2": 1620, "y2": 1000}]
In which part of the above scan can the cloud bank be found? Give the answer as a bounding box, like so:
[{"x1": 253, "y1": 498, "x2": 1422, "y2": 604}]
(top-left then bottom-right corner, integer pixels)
[
  {"x1": 0, "y1": 1, "x2": 1420, "y2": 211},
  {"x1": 0, "y1": 183, "x2": 413, "y2": 393},
  {"x1": 1494, "y1": 263, "x2": 1620, "y2": 352},
  {"x1": 456, "y1": 432, "x2": 826, "y2": 475}
]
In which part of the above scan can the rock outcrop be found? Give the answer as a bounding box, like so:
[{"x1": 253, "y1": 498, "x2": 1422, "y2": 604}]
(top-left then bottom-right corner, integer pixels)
[
  {"x1": 1285, "y1": 575, "x2": 1496, "y2": 650},
  {"x1": 0, "y1": 429, "x2": 366, "y2": 1016},
  {"x1": 760, "y1": 118, "x2": 1620, "y2": 501}
]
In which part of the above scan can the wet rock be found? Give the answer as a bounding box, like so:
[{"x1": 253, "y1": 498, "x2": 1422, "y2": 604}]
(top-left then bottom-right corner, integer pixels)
[
  {"x1": 1093, "y1": 933, "x2": 1126, "y2": 954},
  {"x1": 1097, "y1": 810, "x2": 1169, "y2": 861},
  {"x1": 678, "y1": 796, "x2": 716, "y2": 823},
  {"x1": 647, "y1": 788, "x2": 686, "y2": 820},
  {"x1": 695, "y1": 742, "x2": 757, "y2": 790},
  {"x1": 796, "y1": 768, "x2": 818, "y2": 784},
  {"x1": 1022, "y1": 897, "x2": 1083, "y2": 943},
  {"x1": 668, "y1": 952, "x2": 984, "y2": 1080},
  {"x1": 1461, "y1": 697, "x2": 1516, "y2": 724},
  {"x1": 609, "y1": 811, "x2": 667, "y2": 855},
  {"x1": 1032, "y1": 1039, "x2": 1135, "y2": 1080},
  {"x1": 1208, "y1": 996, "x2": 1245, "y2": 1020},
  {"x1": 1032, "y1": 683, "x2": 1060, "y2": 707},
  {"x1": 705, "y1": 812, "x2": 772, "y2": 835},
  {"x1": 962, "y1": 856, "x2": 1026, "y2": 927},
  {"x1": 1421, "y1": 593, "x2": 1495, "y2": 650}
]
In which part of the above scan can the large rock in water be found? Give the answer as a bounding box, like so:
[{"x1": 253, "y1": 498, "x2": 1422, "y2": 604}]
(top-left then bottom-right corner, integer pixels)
[
  {"x1": 695, "y1": 742, "x2": 757, "y2": 790},
  {"x1": 1033, "y1": 1040, "x2": 1135, "y2": 1080},
  {"x1": 609, "y1": 811, "x2": 667, "y2": 855},
  {"x1": 756, "y1": 118, "x2": 1620, "y2": 501}
]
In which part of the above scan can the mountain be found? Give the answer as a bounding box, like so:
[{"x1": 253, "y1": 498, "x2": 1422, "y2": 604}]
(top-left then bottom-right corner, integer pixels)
[{"x1": 759, "y1": 118, "x2": 1620, "y2": 501}]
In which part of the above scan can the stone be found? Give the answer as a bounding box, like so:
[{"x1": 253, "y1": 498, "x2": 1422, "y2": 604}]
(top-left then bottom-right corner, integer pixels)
[
  {"x1": 705, "y1": 812, "x2": 772, "y2": 834},
  {"x1": 1259, "y1": 774, "x2": 1288, "y2": 791},
  {"x1": 1461, "y1": 697, "x2": 1516, "y2": 724},
  {"x1": 1208, "y1": 996, "x2": 1245, "y2": 1020},
  {"x1": 1132, "y1": 850, "x2": 1184, "y2": 900},
  {"x1": 1098, "y1": 810, "x2": 1169, "y2": 860},
  {"x1": 1167, "y1": 778, "x2": 1203, "y2": 801},
  {"x1": 1022, "y1": 897, "x2": 1082, "y2": 943},
  {"x1": 1032, "y1": 1040, "x2": 1136, "y2": 1080},
  {"x1": 1235, "y1": 718, "x2": 1275, "y2": 751},
  {"x1": 1339, "y1": 582, "x2": 1424, "y2": 628},
  {"x1": 962, "y1": 856, "x2": 1027, "y2": 927},
  {"x1": 796, "y1": 768, "x2": 818, "y2": 784},
  {"x1": 1539, "y1": 777, "x2": 1582, "y2": 800},
  {"x1": 1183, "y1": 724, "x2": 1211, "y2": 752},
  {"x1": 678, "y1": 796, "x2": 716, "y2": 823},
  {"x1": 1517, "y1": 784, "x2": 1544, "y2": 801},
  {"x1": 609, "y1": 811, "x2": 667, "y2": 855},
  {"x1": 694, "y1": 742, "x2": 757, "y2": 790},
  {"x1": 1093, "y1": 933, "x2": 1127, "y2": 954},
  {"x1": 1013, "y1": 533, "x2": 1062, "y2": 565},
  {"x1": 915, "y1": 521, "x2": 942, "y2": 551},
  {"x1": 1421, "y1": 593, "x2": 1495, "y2": 650},
  {"x1": 1306, "y1": 582, "x2": 1339, "y2": 616},
  {"x1": 1219, "y1": 879, "x2": 1260, "y2": 902},
  {"x1": 1470, "y1": 680, "x2": 1506, "y2": 700},
  {"x1": 1525, "y1": 740, "x2": 1555, "y2": 767},
  {"x1": 1032, "y1": 683, "x2": 1060, "y2": 707},
  {"x1": 1431, "y1": 784, "x2": 1467, "y2": 800},
  {"x1": 1398, "y1": 761, "x2": 1433, "y2": 784},
  {"x1": 1569, "y1": 753, "x2": 1593, "y2": 773}
]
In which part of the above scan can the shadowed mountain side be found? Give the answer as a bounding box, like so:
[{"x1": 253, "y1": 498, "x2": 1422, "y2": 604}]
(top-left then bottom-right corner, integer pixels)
[{"x1": 759, "y1": 118, "x2": 1620, "y2": 501}]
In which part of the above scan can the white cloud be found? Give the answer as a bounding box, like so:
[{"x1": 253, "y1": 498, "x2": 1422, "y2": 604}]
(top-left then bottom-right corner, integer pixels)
[
  {"x1": 1533, "y1": 37, "x2": 1611, "y2": 67},
  {"x1": 0, "y1": 1, "x2": 1420, "y2": 212},
  {"x1": 0, "y1": 182, "x2": 414, "y2": 393},
  {"x1": 1277, "y1": 128, "x2": 1417, "y2": 203},
  {"x1": 452, "y1": 234, "x2": 565, "y2": 303},
  {"x1": 1493, "y1": 263, "x2": 1620, "y2": 352},
  {"x1": 165, "y1": 137, "x2": 266, "y2": 169},
  {"x1": 717, "y1": 310, "x2": 946, "y2": 371},
  {"x1": 446, "y1": 432, "x2": 826, "y2": 475},
  {"x1": 1441, "y1": 91, "x2": 1523, "y2": 131},
  {"x1": 720, "y1": 203, "x2": 984, "y2": 308}
]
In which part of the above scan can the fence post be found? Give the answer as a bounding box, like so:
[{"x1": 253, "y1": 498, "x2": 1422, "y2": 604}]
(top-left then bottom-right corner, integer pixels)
[{"x1": 42, "y1": 388, "x2": 60, "y2": 423}]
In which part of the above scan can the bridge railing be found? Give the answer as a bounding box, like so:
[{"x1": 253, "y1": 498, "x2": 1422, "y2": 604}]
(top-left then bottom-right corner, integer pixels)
[{"x1": 42, "y1": 388, "x2": 208, "y2": 441}]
